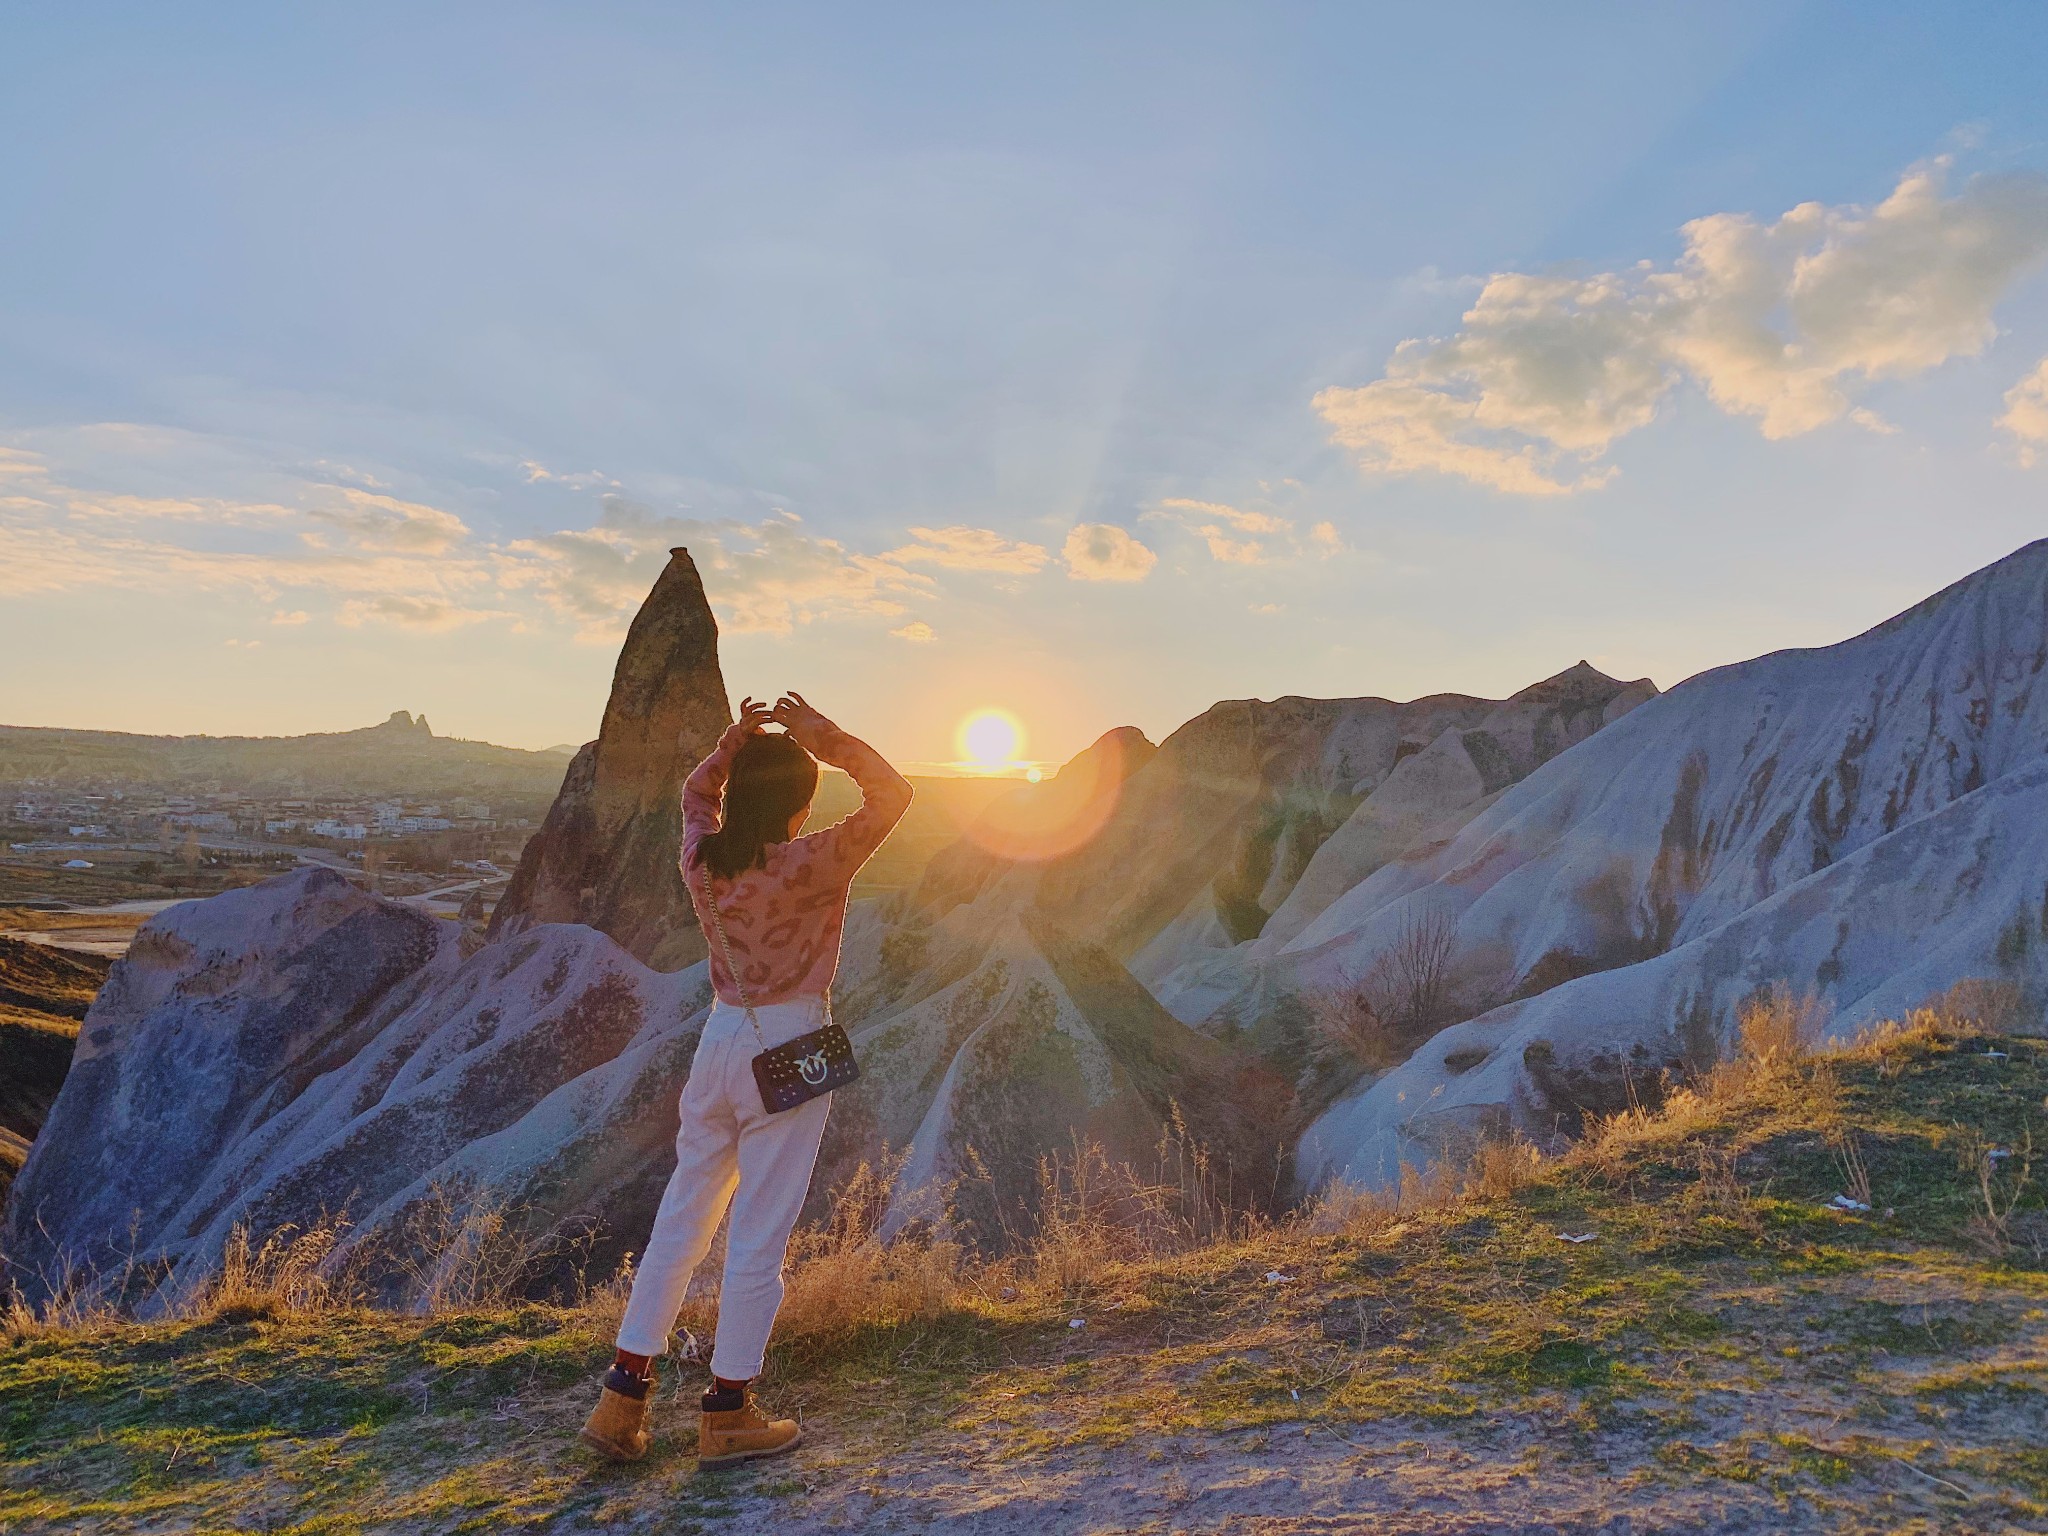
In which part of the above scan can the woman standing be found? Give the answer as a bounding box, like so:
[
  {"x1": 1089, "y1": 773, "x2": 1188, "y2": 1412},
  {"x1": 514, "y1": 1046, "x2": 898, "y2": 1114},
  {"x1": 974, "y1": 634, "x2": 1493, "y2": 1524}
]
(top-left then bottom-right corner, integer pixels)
[{"x1": 580, "y1": 691, "x2": 911, "y2": 1465}]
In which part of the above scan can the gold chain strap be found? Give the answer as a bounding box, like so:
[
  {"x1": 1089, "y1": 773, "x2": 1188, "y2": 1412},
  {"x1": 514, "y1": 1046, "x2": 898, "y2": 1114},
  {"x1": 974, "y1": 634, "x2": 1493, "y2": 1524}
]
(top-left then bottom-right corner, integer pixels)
[{"x1": 697, "y1": 861, "x2": 769, "y2": 1050}]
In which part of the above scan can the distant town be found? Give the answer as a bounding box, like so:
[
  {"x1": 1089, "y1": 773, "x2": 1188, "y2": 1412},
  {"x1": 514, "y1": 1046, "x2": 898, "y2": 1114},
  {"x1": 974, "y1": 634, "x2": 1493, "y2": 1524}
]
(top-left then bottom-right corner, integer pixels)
[
  {"x1": 6, "y1": 782, "x2": 531, "y2": 881},
  {"x1": 0, "y1": 713, "x2": 575, "y2": 935}
]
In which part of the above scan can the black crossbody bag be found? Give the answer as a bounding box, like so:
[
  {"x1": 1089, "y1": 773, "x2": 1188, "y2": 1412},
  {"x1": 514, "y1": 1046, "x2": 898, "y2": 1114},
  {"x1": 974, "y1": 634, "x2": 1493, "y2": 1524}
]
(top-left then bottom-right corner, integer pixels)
[{"x1": 699, "y1": 863, "x2": 859, "y2": 1113}]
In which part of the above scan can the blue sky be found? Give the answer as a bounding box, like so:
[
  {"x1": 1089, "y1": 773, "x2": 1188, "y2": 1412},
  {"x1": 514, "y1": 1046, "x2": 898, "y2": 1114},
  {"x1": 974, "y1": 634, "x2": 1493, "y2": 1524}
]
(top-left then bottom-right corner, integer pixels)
[{"x1": 4, "y1": 4, "x2": 2047, "y2": 763}]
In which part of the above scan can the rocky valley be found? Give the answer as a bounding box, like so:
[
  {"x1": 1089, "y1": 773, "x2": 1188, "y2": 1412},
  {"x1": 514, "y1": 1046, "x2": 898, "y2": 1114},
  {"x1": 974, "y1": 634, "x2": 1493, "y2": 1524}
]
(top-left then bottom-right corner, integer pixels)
[{"x1": 6, "y1": 541, "x2": 2048, "y2": 1317}]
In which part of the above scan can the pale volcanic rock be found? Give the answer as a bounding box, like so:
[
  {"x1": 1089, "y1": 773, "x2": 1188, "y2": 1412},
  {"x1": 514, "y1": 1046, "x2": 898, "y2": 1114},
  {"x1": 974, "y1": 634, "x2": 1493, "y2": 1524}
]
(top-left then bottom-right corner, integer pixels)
[
  {"x1": 1298, "y1": 538, "x2": 2048, "y2": 1189},
  {"x1": 1147, "y1": 663, "x2": 1657, "y2": 1019},
  {"x1": 2, "y1": 869, "x2": 455, "y2": 1297},
  {"x1": 819, "y1": 915, "x2": 1287, "y2": 1241},
  {"x1": 489, "y1": 546, "x2": 732, "y2": 972},
  {"x1": 3, "y1": 867, "x2": 710, "y2": 1304}
]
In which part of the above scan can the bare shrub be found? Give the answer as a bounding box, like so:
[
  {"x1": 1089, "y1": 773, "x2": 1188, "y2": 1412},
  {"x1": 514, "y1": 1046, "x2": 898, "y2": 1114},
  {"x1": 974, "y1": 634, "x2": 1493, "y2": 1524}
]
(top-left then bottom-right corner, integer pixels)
[
  {"x1": 1464, "y1": 1132, "x2": 1543, "y2": 1201},
  {"x1": 204, "y1": 1217, "x2": 361, "y2": 1323},
  {"x1": 1306, "y1": 1161, "x2": 1461, "y2": 1239},
  {"x1": 1025, "y1": 1141, "x2": 1182, "y2": 1297},
  {"x1": 1369, "y1": 907, "x2": 1458, "y2": 1038},
  {"x1": 1962, "y1": 1130, "x2": 2037, "y2": 1259},
  {"x1": 1302, "y1": 984, "x2": 1400, "y2": 1076},
  {"x1": 1923, "y1": 977, "x2": 2032, "y2": 1037},
  {"x1": 773, "y1": 1152, "x2": 964, "y2": 1347},
  {"x1": 388, "y1": 1185, "x2": 552, "y2": 1311},
  {"x1": 1733, "y1": 985, "x2": 1827, "y2": 1077},
  {"x1": 1303, "y1": 908, "x2": 1460, "y2": 1079},
  {"x1": 1827, "y1": 1125, "x2": 1874, "y2": 1210}
]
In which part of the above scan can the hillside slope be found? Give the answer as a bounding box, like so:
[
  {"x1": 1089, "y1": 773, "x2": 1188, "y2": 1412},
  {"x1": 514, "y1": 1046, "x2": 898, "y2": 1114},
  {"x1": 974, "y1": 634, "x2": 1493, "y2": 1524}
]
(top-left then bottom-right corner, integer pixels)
[
  {"x1": 0, "y1": 710, "x2": 568, "y2": 803},
  {"x1": 0, "y1": 937, "x2": 109, "y2": 1201}
]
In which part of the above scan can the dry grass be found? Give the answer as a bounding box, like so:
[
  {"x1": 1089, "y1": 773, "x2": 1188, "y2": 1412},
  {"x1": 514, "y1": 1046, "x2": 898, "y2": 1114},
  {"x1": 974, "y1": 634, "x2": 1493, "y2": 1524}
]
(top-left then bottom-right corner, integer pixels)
[
  {"x1": 1734, "y1": 984, "x2": 1828, "y2": 1075},
  {"x1": 2, "y1": 1184, "x2": 556, "y2": 1345},
  {"x1": 9, "y1": 976, "x2": 2038, "y2": 1383}
]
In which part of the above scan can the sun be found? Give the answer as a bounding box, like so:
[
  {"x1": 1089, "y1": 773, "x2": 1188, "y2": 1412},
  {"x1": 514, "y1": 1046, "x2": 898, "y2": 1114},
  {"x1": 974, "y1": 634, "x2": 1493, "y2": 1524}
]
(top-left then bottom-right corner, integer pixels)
[{"x1": 957, "y1": 707, "x2": 1024, "y2": 770}]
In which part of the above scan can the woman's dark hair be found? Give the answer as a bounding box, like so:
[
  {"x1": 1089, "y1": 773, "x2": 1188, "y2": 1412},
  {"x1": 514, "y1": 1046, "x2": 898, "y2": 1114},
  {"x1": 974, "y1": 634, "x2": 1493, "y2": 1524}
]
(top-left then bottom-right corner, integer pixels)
[{"x1": 697, "y1": 731, "x2": 820, "y2": 880}]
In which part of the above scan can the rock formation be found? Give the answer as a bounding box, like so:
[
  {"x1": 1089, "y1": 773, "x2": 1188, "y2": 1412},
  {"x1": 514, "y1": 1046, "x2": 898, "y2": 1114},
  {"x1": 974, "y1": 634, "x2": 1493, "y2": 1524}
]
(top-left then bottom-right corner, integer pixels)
[
  {"x1": 490, "y1": 547, "x2": 732, "y2": 971},
  {"x1": 14, "y1": 534, "x2": 2048, "y2": 1301},
  {"x1": 821, "y1": 914, "x2": 1290, "y2": 1244},
  {"x1": 2, "y1": 868, "x2": 710, "y2": 1305},
  {"x1": 1296, "y1": 538, "x2": 2048, "y2": 1188},
  {"x1": 872, "y1": 663, "x2": 1655, "y2": 1056},
  {"x1": 2, "y1": 871, "x2": 452, "y2": 1296}
]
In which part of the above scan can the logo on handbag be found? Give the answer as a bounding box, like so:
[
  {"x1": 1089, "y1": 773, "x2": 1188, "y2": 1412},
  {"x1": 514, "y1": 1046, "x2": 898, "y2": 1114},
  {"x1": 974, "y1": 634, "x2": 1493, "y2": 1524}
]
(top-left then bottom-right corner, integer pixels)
[{"x1": 797, "y1": 1051, "x2": 830, "y2": 1086}]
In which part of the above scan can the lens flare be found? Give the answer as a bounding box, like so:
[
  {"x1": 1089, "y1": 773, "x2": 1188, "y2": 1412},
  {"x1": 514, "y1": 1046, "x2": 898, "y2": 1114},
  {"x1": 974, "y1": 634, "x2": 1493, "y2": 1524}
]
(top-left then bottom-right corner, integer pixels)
[
  {"x1": 957, "y1": 708, "x2": 1024, "y2": 768},
  {"x1": 960, "y1": 729, "x2": 1138, "y2": 862}
]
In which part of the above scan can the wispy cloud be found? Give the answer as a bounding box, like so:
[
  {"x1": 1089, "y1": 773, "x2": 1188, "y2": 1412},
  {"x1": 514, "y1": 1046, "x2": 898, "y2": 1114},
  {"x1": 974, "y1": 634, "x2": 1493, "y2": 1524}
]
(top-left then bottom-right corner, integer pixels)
[
  {"x1": 337, "y1": 594, "x2": 508, "y2": 632},
  {"x1": 520, "y1": 459, "x2": 619, "y2": 490},
  {"x1": 504, "y1": 495, "x2": 933, "y2": 640},
  {"x1": 1141, "y1": 497, "x2": 1349, "y2": 566},
  {"x1": 1999, "y1": 355, "x2": 2048, "y2": 466},
  {"x1": 1, "y1": 424, "x2": 1195, "y2": 644},
  {"x1": 305, "y1": 488, "x2": 470, "y2": 553},
  {"x1": 886, "y1": 524, "x2": 1050, "y2": 573},
  {"x1": 1316, "y1": 158, "x2": 2048, "y2": 494}
]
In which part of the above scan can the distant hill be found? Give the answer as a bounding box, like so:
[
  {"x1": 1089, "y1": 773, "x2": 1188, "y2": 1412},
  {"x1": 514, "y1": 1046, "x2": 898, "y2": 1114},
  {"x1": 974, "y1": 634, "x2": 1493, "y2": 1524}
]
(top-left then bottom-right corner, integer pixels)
[{"x1": 0, "y1": 711, "x2": 573, "y2": 803}]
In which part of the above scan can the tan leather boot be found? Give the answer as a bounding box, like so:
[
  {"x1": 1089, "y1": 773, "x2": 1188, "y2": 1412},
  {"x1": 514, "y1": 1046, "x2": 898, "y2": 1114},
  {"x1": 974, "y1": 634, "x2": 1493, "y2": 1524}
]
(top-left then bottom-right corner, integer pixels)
[
  {"x1": 578, "y1": 1366, "x2": 654, "y2": 1462},
  {"x1": 698, "y1": 1387, "x2": 801, "y2": 1466}
]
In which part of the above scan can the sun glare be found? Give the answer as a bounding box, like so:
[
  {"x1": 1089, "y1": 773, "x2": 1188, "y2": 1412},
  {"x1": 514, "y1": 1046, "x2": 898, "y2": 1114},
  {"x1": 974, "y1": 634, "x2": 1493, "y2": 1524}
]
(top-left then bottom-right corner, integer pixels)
[{"x1": 957, "y1": 708, "x2": 1024, "y2": 769}]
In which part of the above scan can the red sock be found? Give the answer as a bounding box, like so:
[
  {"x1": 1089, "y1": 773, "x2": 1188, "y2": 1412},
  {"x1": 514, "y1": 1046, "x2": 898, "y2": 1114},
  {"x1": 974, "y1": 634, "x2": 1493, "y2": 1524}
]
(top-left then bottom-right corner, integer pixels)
[{"x1": 612, "y1": 1349, "x2": 654, "y2": 1380}]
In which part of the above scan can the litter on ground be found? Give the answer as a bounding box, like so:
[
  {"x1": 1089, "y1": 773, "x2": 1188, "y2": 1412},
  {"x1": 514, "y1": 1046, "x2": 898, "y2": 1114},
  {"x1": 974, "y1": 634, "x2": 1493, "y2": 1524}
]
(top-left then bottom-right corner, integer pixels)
[
  {"x1": 1556, "y1": 1232, "x2": 1597, "y2": 1244},
  {"x1": 1826, "y1": 1194, "x2": 1872, "y2": 1212}
]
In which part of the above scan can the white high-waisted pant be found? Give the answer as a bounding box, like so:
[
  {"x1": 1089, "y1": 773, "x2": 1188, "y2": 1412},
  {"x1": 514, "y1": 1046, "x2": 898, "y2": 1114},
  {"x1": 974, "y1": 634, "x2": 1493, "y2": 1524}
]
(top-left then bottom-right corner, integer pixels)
[{"x1": 614, "y1": 995, "x2": 834, "y2": 1379}]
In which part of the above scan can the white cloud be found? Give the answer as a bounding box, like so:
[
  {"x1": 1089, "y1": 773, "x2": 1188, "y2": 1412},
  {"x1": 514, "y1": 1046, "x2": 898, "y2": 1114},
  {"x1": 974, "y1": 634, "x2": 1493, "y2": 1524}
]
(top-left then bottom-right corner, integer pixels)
[
  {"x1": 1316, "y1": 158, "x2": 2048, "y2": 494},
  {"x1": 1998, "y1": 356, "x2": 2048, "y2": 466},
  {"x1": 0, "y1": 448, "x2": 47, "y2": 478},
  {"x1": 889, "y1": 620, "x2": 937, "y2": 642},
  {"x1": 1309, "y1": 521, "x2": 1343, "y2": 552},
  {"x1": 1062, "y1": 523, "x2": 1157, "y2": 582},
  {"x1": 887, "y1": 524, "x2": 1050, "y2": 573},
  {"x1": 305, "y1": 488, "x2": 470, "y2": 553},
  {"x1": 271, "y1": 609, "x2": 310, "y2": 625}
]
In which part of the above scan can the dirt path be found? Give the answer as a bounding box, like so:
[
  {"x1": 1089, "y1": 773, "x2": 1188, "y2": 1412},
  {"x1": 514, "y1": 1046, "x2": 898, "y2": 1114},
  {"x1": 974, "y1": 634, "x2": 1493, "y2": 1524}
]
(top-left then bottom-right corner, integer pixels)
[{"x1": 562, "y1": 1396, "x2": 2023, "y2": 1535}]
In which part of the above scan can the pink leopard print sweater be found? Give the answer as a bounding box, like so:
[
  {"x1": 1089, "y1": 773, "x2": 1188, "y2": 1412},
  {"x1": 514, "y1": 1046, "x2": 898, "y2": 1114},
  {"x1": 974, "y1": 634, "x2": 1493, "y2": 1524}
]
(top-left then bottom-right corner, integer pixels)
[{"x1": 680, "y1": 721, "x2": 912, "y2": 1006}]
